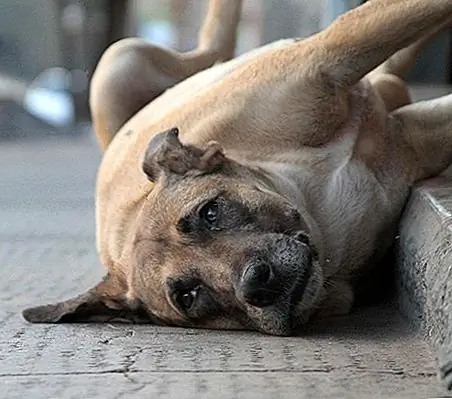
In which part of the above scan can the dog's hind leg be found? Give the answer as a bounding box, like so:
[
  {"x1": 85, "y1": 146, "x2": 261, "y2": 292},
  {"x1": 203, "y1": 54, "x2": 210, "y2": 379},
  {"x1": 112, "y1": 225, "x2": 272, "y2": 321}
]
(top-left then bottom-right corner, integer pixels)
[
  {"x1": 90, "y1": 0, "x2": 243, "y2": 150},
  {"x1": 391, "y1": 93, "x2": 452, "y2": 183}
]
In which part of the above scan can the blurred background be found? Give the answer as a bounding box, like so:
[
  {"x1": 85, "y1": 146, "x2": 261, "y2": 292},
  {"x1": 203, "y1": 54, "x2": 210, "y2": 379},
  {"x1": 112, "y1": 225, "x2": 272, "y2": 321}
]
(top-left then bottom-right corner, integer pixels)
[{"x1": 0, "y1": 0, "x2": 450, "y2": 139}]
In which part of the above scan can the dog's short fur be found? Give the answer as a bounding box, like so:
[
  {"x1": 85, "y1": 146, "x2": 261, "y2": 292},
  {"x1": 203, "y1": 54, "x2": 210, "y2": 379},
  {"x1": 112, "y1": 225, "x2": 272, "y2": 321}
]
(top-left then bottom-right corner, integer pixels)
[{"x1": 23, "y1": 0, "x2": 452, "y2": 335}]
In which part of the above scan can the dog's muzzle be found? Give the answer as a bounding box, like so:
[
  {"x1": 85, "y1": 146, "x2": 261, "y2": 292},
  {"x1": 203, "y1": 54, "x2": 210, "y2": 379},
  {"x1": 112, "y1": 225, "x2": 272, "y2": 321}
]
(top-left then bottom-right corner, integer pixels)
[{"x1": 235, "y1": 231, "x2": 319, "y2": 335}]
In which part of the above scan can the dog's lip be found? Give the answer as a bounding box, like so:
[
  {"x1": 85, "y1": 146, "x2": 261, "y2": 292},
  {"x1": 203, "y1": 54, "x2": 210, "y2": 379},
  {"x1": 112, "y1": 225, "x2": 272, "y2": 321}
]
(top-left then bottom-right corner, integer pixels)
[{"x1": 290, "y1": 254, "x2": 313, "y2": 306}]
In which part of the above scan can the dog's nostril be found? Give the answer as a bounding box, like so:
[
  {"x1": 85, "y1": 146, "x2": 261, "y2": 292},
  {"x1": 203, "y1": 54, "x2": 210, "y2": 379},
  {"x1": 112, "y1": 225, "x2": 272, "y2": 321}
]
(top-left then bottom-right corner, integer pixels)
[
  {"x1": 241, "y1": 263, "x2": 279, "y2": 308},
  {"x1": 256, "y1": 263, "x2": 271, "y2": 284},
  {"x1": 243, "y1": 262, "x2": 272, "y2": 285}
]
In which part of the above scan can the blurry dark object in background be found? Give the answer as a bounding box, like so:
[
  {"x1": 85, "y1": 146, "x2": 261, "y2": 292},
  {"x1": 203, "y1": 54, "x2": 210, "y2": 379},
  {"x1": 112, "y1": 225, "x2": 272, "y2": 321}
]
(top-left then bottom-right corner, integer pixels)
[
  {"x1": 0, "y1": 0, "x2": 132, "y2": 138},
  {"x1": 55, "y1": 0, "x2": 133, "y2": 122}
]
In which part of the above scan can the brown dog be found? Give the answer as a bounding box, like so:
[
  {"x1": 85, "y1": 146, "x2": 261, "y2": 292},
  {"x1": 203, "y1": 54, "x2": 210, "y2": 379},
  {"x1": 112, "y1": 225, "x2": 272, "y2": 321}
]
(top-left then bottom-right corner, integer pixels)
[{"x1": 23, "y1": 0, "x2": 452, "y2": 335}]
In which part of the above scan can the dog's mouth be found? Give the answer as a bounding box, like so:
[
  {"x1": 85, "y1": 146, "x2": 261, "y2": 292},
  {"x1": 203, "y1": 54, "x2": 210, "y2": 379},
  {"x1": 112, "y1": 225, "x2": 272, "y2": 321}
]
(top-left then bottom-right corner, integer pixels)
[
  {"x1": 288, "y1": 256, "x2": 323, "y2": 332},
  {"x1": 289, "y1": 232, "x2": 322, "y2": 313},
  {"x1": 290, "y1": 250, "x2": 314, "y2": 306}
]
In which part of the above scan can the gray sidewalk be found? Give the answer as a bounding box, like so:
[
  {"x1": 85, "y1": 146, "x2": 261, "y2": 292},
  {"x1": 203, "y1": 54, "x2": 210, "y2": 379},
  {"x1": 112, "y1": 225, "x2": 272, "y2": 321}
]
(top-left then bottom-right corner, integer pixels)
[{"x1": 0, "y1": 131, "x2": 448, "y2": 398}]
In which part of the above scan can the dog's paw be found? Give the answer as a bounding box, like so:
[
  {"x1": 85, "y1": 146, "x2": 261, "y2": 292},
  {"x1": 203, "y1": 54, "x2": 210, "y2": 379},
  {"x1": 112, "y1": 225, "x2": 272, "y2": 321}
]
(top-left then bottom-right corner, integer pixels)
[{"x1": 314, "y1": 279, "x2": 354, "y2": 319}]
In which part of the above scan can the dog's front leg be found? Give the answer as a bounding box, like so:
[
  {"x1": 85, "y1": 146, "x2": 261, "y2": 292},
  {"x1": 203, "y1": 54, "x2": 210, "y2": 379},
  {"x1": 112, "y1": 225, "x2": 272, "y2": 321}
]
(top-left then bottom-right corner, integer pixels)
[
  {"x1": 231, "y1": 0, "x2": 452, "y2": 148},
  {"x1": 367, "y1": 15, "x2": 452, "y2": 112},
  {"x1": 315, "y1": 280, "x2": 354, "y2": 320},
  {"x1": 317, "y1": 0, "x2": 452, "y2": 87},
  {"x1": 314, "y1": 1, "x2": 452, "y2": 184}
]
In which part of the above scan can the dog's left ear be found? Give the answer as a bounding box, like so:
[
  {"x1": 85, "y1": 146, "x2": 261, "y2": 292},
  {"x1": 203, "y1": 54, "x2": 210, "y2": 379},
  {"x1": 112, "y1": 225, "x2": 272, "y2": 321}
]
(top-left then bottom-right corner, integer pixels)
[
  {"x1": 142, "y1": 127, "x2": 226, "y2": 182},
  {"x1": 22, "y1": 274, "x2": 150, "y2": 324}
]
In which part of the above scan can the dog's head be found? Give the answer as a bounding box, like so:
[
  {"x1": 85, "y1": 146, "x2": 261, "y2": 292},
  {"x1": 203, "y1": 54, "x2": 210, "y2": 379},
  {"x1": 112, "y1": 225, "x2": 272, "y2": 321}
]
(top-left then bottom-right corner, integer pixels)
[{"x1": 23, "y1": 128, "x2": 323, "y2": 336}]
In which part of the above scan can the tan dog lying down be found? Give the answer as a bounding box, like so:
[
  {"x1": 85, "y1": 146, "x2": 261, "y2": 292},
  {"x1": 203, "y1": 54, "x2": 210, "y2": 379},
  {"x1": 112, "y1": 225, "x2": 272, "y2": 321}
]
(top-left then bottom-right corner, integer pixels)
[{"x1": 23, "y1": 0, "x2": 452, "y2": 335}]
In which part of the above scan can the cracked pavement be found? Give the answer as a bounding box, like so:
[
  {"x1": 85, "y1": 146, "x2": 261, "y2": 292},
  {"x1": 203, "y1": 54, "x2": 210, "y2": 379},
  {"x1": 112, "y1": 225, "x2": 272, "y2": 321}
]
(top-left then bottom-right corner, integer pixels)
[{"x1": 0, "y1": 132, "x2": 450, "y2": 398}]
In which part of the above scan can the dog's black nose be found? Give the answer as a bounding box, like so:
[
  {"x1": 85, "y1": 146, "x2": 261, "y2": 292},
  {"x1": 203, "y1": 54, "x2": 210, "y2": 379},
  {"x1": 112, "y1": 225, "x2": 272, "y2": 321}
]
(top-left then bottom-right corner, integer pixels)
[{"x1": 240, "y1": 262, "x2": 281, "y2": 307}]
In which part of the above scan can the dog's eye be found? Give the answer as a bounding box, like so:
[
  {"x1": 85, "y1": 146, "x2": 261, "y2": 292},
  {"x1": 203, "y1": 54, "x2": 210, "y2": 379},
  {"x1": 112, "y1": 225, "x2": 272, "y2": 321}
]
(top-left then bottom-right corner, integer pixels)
[
  {"x1": 174, "y1": 286, "x2": 199, "y2": 313},
  {"x1": 199, "y1": 200, "x2": 219, "y2": 227}
]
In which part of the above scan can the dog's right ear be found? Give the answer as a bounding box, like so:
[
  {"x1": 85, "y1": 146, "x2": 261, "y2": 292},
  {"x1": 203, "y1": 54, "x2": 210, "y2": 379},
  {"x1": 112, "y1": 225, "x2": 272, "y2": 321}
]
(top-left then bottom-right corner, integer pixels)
[{"x1": 22, "y1": 274, "x2": 150, "y2": 324}]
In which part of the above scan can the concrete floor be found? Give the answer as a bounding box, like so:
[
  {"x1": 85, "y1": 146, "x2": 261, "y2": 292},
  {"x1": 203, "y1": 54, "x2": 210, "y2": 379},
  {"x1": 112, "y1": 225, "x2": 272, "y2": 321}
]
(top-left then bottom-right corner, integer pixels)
[{"x1": 0, "y1": 129, "x2": 449, "y2": 398}]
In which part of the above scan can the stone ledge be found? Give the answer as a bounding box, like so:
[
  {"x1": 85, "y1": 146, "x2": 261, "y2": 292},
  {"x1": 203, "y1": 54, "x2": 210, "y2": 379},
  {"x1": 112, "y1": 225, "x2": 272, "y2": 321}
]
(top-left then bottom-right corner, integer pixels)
[{"x1": 396, "y1": 177, "x2": 452, "y2": 356}]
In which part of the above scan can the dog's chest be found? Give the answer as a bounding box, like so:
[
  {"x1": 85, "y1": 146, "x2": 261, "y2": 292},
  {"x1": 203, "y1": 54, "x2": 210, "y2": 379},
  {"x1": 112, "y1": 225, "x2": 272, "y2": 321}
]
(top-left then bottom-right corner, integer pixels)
[{"x1": 300, "y1": 143, "x2": 402, "y2": 277}]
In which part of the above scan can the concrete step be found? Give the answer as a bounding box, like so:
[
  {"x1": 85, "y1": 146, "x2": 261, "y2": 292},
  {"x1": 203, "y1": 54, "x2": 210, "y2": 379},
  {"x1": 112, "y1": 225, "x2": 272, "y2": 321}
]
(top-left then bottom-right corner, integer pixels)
[
  {"x1": 393, "y1": 85, "x2": 452, "y2": 391},
  {"x1": 396, "y1": 177, "x2": 452, "y2": 390}
]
